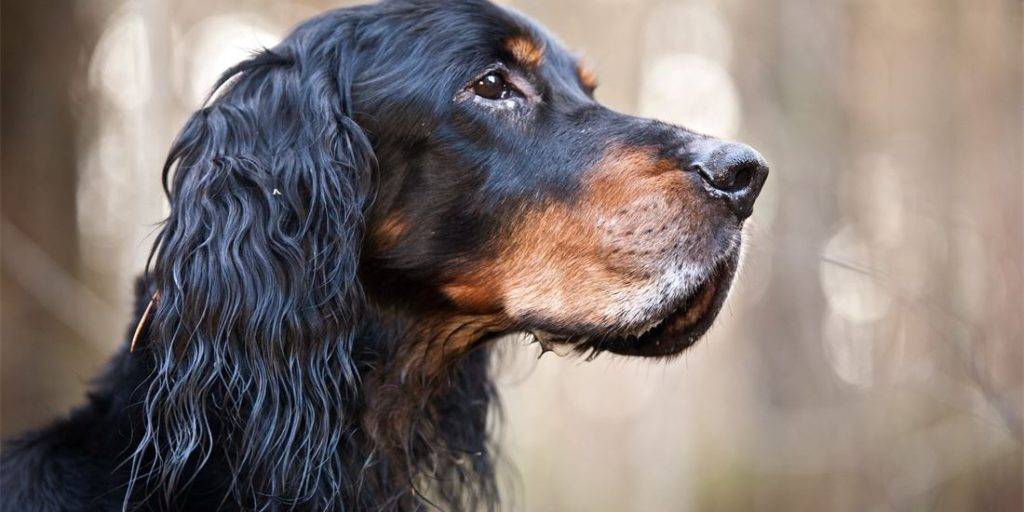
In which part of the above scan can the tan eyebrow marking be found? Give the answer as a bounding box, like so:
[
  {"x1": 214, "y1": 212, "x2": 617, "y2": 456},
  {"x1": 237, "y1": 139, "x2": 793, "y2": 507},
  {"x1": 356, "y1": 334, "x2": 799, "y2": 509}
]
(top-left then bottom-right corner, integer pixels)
[
  {"x1": 505, "y1": 35, "x2": 545, "y2": 68},
  {"x1": 577, "y1": 62, "x2": 598, "y2": 91}
]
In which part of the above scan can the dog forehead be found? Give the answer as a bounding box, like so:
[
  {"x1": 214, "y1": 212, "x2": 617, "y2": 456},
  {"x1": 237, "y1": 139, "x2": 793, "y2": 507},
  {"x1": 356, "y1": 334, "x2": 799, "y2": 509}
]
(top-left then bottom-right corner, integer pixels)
[{"x1": 388, "y1": 0, "x2": 571, "y2": 66}]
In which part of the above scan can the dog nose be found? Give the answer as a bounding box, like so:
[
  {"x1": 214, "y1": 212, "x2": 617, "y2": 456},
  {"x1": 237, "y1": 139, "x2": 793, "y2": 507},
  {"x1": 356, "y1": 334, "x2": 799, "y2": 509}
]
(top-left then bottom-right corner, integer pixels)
[{"x1": 687, "y1": 141, "x2": 769, "y2": 220}]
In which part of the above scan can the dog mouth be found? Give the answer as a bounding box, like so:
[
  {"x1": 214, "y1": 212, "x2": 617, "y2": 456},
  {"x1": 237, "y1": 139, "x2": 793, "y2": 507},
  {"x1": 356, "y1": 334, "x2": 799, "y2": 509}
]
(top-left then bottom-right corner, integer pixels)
[{"x1": 530, "y1": 251, "x2": 739, "y2": 358}]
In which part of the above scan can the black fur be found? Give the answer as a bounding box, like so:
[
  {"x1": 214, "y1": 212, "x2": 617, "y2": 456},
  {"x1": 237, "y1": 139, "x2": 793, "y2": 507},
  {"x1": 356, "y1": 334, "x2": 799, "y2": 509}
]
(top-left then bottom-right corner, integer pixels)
[{"x1": 1, "y1": 0, "x2": 767, "y2": 509}]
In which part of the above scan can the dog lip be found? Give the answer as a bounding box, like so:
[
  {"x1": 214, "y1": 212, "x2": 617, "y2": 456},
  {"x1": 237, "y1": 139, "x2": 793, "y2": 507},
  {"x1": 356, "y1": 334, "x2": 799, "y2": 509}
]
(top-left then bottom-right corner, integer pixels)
[
  {"x1": 520, "y1": 249, "x2": 740, "y2": 358},
  {"x1": 577, "y1": 250, "x2": 740, "y2": 357}
]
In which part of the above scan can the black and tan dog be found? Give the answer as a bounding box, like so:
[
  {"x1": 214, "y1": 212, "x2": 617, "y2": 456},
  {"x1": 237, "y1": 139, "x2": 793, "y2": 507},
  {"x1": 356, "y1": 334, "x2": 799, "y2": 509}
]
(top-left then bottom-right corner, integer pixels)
[{"x1": 1, "y1": 0, "x2": 767, "y2": 510}]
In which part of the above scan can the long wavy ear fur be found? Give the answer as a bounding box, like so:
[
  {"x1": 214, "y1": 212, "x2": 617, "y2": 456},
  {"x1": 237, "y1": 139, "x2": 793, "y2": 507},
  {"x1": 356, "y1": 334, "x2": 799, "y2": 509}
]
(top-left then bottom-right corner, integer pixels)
[{"x1": 128, "y1": 15, "x2": 374, "y2": 509}]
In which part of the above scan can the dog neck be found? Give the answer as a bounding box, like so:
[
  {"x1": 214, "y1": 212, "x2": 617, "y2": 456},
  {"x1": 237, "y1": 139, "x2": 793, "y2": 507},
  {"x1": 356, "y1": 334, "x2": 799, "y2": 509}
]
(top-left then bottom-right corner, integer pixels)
[{"x1": 359, "y1": 301, "x2": 511, "y2": 448}]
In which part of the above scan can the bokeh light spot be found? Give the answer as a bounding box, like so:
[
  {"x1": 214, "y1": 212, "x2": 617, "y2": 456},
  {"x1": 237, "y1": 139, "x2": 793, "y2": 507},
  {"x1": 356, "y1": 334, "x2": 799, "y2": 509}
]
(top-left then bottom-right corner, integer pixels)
[
  {"x1": 183, "y1": 15, "x2": 282, "y2": 106},
  {"x1": 643, "y1": 3, "x2": 733, "y2": 66},
  {"x1": 820, "y1": 224, "x2": 893, "y2": 323},
  {"x1": 823, "y1": 309, "x2": 876, "y2": 388},
  {"x1": 639, "y1": 53, "x2": 741, "y2": 138},
  {"x1": 89, "y1": 8, "x2": 152, "y2": 110}
]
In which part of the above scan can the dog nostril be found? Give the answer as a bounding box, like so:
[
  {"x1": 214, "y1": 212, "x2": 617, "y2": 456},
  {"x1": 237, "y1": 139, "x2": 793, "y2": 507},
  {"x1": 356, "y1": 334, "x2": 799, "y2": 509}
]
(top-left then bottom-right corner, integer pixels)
[
  {"x1": 690, "y1": 161, "x2": 754, "y2": 193},
  {"x1": 688, "y1": 163, "x2": 714, "y2": 185},
  {"x1": 723, "y1": 162, "x2": 755, "y2": 193}
]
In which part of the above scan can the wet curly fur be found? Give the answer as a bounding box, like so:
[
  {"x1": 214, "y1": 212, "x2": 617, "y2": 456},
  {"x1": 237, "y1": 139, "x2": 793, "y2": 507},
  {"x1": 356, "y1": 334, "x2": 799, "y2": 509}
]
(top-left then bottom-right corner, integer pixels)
[{"x1": 1, "y1": 0, "x2": 768, "y2": 510}]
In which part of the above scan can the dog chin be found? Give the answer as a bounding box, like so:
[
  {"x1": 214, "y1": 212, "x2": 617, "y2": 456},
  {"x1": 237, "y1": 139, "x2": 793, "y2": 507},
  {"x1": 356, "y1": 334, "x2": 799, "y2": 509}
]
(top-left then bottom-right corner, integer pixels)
[{"x1": 530, "y1": 248, "x2": 740, "y2": 358}]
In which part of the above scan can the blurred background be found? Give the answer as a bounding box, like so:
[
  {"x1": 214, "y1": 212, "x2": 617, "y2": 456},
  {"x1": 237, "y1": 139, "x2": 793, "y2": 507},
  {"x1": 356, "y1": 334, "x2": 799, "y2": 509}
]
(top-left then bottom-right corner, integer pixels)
[{"x1": 1, "y1": 0, "x2": 1021, "y2": 510}]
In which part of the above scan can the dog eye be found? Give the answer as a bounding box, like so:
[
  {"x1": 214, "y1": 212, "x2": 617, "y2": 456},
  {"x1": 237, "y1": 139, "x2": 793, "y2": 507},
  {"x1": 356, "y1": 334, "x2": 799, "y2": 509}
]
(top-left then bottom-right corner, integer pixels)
[{"x1": 472, "y1": 72, "x2": 511, "y2": 100}]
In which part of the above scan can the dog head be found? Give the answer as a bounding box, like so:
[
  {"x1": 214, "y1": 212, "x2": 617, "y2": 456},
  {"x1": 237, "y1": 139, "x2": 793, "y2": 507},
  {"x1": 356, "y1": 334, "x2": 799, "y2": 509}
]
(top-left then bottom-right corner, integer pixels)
[{"x1": 358, "y1": 0, "x2": 768, "y2": 357}]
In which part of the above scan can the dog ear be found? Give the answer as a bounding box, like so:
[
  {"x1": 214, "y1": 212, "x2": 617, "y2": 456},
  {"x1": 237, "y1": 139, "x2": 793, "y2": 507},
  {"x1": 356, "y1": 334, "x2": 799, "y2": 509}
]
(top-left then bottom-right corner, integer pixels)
[
  {"x1": 130, "y1": 24, "x2": 374, "y2": 507},
  {"x1": 151, "y1": 46, "x2": 373, "y2": 359}
]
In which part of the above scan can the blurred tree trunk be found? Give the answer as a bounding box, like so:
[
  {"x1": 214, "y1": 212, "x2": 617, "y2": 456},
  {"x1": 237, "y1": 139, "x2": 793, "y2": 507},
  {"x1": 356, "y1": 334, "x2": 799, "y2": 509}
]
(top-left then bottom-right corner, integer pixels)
[{"x1": 1, "y1": 0, "x2": 101, "y2": 437}]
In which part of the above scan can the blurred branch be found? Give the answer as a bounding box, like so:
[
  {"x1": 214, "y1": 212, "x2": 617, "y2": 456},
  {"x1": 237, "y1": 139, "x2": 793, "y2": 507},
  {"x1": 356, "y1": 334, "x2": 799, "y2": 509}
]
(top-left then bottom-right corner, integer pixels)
[{"x1": 821, "y1": 250, "x2": 1023, "y2": 443}]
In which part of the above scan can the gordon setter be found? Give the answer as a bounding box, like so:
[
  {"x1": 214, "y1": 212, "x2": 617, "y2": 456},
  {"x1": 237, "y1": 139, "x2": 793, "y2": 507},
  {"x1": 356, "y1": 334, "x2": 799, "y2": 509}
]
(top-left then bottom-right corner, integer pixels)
[{"x1": 0, "y1": 0, "x2": 768, "y2": 510}]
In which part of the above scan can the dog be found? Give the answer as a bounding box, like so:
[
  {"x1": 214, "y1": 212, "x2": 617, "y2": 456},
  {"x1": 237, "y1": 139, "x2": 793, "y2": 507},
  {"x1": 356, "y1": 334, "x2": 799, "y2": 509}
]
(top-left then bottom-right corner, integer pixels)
[{"x1": 0, "y1": 0, "x2": 768, "y2": 510}]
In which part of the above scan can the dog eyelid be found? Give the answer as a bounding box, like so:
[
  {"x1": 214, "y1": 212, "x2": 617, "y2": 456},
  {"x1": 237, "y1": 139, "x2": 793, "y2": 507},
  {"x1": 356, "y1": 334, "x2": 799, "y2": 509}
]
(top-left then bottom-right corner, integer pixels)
[
  {"x1": 456, "y1": 65, "x2": 538, "y2": 110},
  {"x1": 472, "y1": 71, "x2": 515, "y2": 100}
]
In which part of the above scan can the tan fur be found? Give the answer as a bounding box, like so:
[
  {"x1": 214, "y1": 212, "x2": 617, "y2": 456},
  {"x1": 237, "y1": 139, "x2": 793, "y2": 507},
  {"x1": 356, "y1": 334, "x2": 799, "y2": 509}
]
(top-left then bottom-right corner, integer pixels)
[
  {"x1": 370, "y1": 212, "x2": 408, "y2": 252},
  {"x1": 505, "y1": 35, "x2": 545, "y2": 68},
  {"x1": 577, "y1": 62, "x2": 598, "y2": 91},
  {"x1": 441, "y1": 146, "x2": 717, "y2": 329}
]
